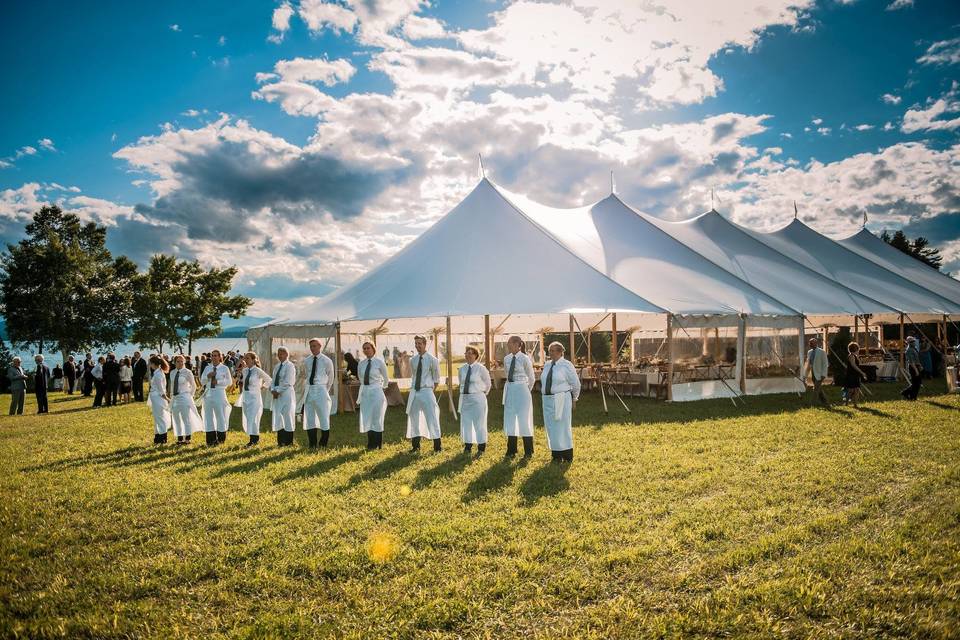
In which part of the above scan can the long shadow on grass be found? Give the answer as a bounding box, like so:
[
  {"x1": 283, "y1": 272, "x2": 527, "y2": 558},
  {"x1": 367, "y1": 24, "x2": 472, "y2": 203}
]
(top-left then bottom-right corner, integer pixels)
[
  {"x1": 168, "y1": 444, "x2": 264, "y2": 473},
  {"x1": 925, "y1": 399, "x2": 959, "y2": 411},
  {"x1": 412, "y1": 452, "x2": 473, "y2": 490},
  {"x1": 21, "y1": 444, "x2": 152, "y2": 472},
  {"x1": 209, "y1": 449, "x2": 297, "y2": 477},
  {"x1": 274, "y1": 450, "x2": 364, "y2": 483},
  {"x1": 461, "y1": 458, "x2": 523, "y2": 503},
  {"x1": 855, "y1": 405, "x2": 898, "y2": 419},
  {"x1": 338, "y1": 451, "x2": 414, "y2": 491},
  {"x1": 519, "y1": 462, "x2": 570, "y2": 504}
]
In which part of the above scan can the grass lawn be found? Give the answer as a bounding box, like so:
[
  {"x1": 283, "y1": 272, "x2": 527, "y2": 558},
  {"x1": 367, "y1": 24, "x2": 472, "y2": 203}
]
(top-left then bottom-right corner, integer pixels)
[{"x1": 2, "y1": 380, "x2": 959, "y2": 639}]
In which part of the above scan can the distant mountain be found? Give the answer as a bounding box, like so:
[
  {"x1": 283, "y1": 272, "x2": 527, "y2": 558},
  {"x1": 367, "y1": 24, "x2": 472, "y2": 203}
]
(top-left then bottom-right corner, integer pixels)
[{"x1": 218, "y1": 315, "x2": 272, "y2": 338}]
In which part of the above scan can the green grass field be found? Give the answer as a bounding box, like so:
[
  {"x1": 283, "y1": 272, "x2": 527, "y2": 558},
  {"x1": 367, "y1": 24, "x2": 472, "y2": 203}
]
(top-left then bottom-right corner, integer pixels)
[{"x1": 2, "y1": 381, "x2": 959, "y2": 639}]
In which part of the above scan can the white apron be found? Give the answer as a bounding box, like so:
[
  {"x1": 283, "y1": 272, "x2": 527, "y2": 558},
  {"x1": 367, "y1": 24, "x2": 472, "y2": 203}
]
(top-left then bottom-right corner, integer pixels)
[
  {"x1": 170, "y1": 393, "x2": 203, "y2": 436},
  {"x1": 149, "y1": 391, "x2": 171, "y2": 435},
  {"x1": 406, "y1": 388, "x2": 440, "y2": 439},
  {"x1": 271, "y1": 387, "x2": 296, "y2": 432},
  {"x1": 202, "y1": 387, "x2": 231, "y2": 433},
  {"x1": 237, "y1": 389, "x2": 266, "y2": 435},
  {"x1": 503, "y1": 382, "x2": 534, "y2": 437},
  {"x1": 459, "y1": 392, "x2": 488, "y2": 444},
  {"x1": 301, "y1": 383, "x2": 331, "y2": 431},
  {"x1": 359, "y1": 384, "x2": 386, "y2": 433},
  {"x1": 542, "y1": 392, "x2": 573, "y2": 451}
]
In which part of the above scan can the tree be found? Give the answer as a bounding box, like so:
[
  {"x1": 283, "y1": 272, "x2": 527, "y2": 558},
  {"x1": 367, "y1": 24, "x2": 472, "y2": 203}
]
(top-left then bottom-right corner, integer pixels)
[
  {"x1": 880, "y1": 230, "x2": 943, "y2": 270},
  {"x1": 173, "y1": 261, "x2": 251, "y2": 355},
  {"x1": 129, "y1": 255, "x2": 188, "y2": 353},
  {"x1": 0, "y1": 206, "x2": 136, "y2": 356}
]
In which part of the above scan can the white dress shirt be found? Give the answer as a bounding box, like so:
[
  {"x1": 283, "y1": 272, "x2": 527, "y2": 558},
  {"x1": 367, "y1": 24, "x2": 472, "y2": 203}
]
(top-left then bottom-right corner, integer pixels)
[{"x1": 410, "y1": 351, "x2": 440, "y2": 389}]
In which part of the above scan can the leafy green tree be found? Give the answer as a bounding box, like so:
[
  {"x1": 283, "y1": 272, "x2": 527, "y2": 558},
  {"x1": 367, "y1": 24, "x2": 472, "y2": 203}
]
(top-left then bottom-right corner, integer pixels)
[
  {"x1": 173, "y1": 261, "x2": 251, "y2": 355},
  {"x1": 129, "y1": 255, "x2": 188, "y2": 353},
  {"x1": 0, "y1": 205, "x2": 136, "y2": 356},
  {"x1": 880, "y1": 230, "x2": 943, "y2": 270}
]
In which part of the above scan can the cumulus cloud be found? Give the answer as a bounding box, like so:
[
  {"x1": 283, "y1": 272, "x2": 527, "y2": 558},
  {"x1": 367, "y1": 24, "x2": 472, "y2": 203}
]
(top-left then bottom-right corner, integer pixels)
[
  {"x1": 901, "y1": 86, "x2": 960, "y2": 133},
  {"x1": 402, "y1": 14, "x2": 445, "y2": 40},
  {"x1": 917, "y1": 37, "x2": 960, "y2": 66},
  {"x1": 882, "y1": 93, "x2": 902, "y2": 105}
]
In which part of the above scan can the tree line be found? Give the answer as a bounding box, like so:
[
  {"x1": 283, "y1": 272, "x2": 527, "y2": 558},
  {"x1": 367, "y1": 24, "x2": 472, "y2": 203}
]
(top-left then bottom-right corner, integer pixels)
[{"x1": 0, "y1": 205, "x2": 251, "y2": 359}]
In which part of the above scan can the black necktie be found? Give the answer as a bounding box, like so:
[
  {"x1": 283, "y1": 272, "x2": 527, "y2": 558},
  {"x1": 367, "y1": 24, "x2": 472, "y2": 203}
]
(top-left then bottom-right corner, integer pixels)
[
  {"x1": 210, "y1": 365, "x2": 217, "y2": 388},
  {"x1": 310, "y1": 356, "x2": 318, "y2": 385},
  {"x1": 414, "y1": 355, "x2": 423, "y2": 391},
  {"x1": 173, "y1": 370, "x2": 181, "y2": 395},
  {"x1": 545, "y1": 361, "x2": 555, "y2": 395},
  {"x1": 273, "y1": 362, "x2": 282, "y2": 387},
  {"x1": 508, "y1": 354, "x2": 516, "y2": 382},
  {"x1": 364, "y1": 360, "x2": 371, "y2": 385},
  {"x1": 244, "y1": 369, "x2": 250, "y2": 391},
  {"x1": 463, "y1": 364, "x2": 472, "y2": 394}
]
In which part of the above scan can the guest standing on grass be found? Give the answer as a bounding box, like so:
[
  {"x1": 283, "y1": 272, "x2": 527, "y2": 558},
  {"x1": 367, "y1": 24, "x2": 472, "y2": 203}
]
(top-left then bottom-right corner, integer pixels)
[
  {"x1": 148, "y1": 355, "x2": 171, "y2": 444},
  {"x1": 131, "y1": 351, "x2": 147, "y2": 402},
  {"x1": 406, "y1": 335, "x2": 442, "y2": 453},
  {"x1": 458, "y1": 346, "x2": 491, "y2": 455},
  {"x1": 91, "y1": 356, "x2": 105, "y2": 408},
  {"x1": 63, "y1": 355, "x2": 76, "y2": 395},
  {"x1": 236, "y1": 352, "x2": 271, "y2": 446},
  {"x1": 102, "y1": 353, "x2": 121, "y2": 407},
  {"x1": 82, "y1": 353, "x2": 94, "y2": 397},
  {"x1": 33, "y1": 355, "x2": 49, "y2": 414},
  {"x1": 119, "y1": 357, "x2": 133, "y2": 404},
  {"x1": 843, "y1": 342, "x2": 867, "y2": 407},
  {"x1": 358, "y1": 341, "x2": 389, "y2": 450},
  {"x1": 301, "y1": 338, "x2": 335, "y2": 449},
  {"x1": 270, "y1": 346, "x2": 297, "y2": 446},
  {"x1": 901, "y1": 335, "x2": 923, "y2": 401},
  {"x1": 502, "y1": 335, "x2": 535, "y2": 459},
  {"x1": 7, "y1": 357, "x2": 27, "y2": 415},
  {"x1": 803, "y1": 337, "x2": 829, "y2": 406},
  {"x1": 169, "y1": 355, "x2": 203, "y2": 445},
  {"x1": 201, "y1": 349, "x2": 233, "y2": 446},
  {"x1": 541, "y1": 341, "x2": 580, "y2": 463}
]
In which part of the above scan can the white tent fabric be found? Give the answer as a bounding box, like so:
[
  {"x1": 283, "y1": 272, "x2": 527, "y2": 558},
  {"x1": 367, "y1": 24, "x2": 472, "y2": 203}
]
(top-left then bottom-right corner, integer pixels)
[
  {"x1": 641, "y1": 209, "x2": 898, "y2": 319},
  {"x1": 745, "y1": 219, "x2": 960, "y2": 317},
  {"x1": 498, "y1": 187, "x2": 799, "y2": 320},
  {"x1": 274, "y1": 178, "x2": 664, "y2": 325},
  {"x1": 839, "y1": 228, "x2": 960, "y2": 307}
]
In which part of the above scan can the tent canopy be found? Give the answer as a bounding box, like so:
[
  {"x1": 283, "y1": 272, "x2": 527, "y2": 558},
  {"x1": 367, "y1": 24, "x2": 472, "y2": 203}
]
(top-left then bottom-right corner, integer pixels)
[
  {"x1": 746, "y1": 219, "x2": 960, "y2": 317},
  {"x1": 641, "y1": 209, "x2": 898, "y2": 318},
  {"x1": 499, "y1": 187, "x2": 799, "y2": 318},
  {"x1": 839, "y1": 228, "x2": 960, "y2": 307}
]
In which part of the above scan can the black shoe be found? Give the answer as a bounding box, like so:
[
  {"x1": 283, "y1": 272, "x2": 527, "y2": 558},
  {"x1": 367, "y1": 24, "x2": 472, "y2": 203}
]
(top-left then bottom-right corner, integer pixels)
[
  {"x1": 477, "y1": 443, "x2": 486, "y2": 456},
  {"x1": 433, "y1": 438, "x2": 442, "y2": 452},
  {"x1": 463, "y1": 444, "x2": 473, "y2": 454},
  {"x1": 411, "y1": 436, "x2": 421, "y2": 452},
  {"x1": 319, "y1": 429, "x2": 329, "y2": 447}
]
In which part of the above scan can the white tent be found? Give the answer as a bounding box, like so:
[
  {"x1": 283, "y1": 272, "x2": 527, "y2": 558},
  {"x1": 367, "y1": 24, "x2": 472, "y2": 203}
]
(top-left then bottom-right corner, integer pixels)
[
  {"x1": 839, "y1": 228, "x2": 960, "y2": 307},
  {"x1": 745, "y1": 219, "x2": 960, "y2": 319},
  {"x1": 640, "y1": 209, "x2": 899, "y2": 323}
]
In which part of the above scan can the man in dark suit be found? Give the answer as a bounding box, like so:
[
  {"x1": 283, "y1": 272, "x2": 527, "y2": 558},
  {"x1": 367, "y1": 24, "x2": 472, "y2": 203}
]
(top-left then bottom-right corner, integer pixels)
[
  {"x1": 33, "y1": 355, "x2": 50, "y2": 414},
  {"x1": 82, "y1": 353, "x2": 94, "y2": 396},
  {"x1": 63, "y1": 356, "x2": 77, "y2": 394},
  {"x1": 102, "y1": 352, "x2": 121, "y2": 407},
  {"x1": 131, "y1": 351, "x2": 147, "y2": 402}
]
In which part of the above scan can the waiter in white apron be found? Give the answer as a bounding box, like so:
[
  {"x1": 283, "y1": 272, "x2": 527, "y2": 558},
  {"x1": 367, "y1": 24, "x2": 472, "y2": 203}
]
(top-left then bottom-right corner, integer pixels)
[
  {"x1": 540, "y1": 341, "x2": 580, "y2": 463},
  {"x1": 300, "y1": 338, "x2": 335, "y2": 449},
  {"x1": 502, "y1": 335, "x2": 535, "y2": 458},
  {"x1": 406, "y1": 335, "x2": 442, "y2": 452}
]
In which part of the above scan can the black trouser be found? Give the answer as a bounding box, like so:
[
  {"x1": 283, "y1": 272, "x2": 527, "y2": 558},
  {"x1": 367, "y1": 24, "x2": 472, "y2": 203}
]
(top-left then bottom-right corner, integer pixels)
[
  {"x1": 92, "y1": 380, "x2": 105, "y2": 407},
  {"x1": 206, "y1": 430, "x2": 218, "y2": 446},
  {"x1": 82, "y1": 374, "x2": 92, "y2": 396},
  {"x1": 217, "y1": 430, "x2": 226, "y2": 444},
  {"x1": 464, "y1": 442, "x2": 486, "y2": 454},
  {"x1": 277, "y1": 429, "x2": 294, "y2": 446},
  {"x1": 307, "y1": 428, "x2": 330, "y2": 448},
  {"x1": 367, "y1": 430, "x2": 383, "y2": 450},
  {"x1": 246, "y1": 434, "x2": 259, "y2": 445},
  {"x1": 132, "y1": 377, "x2": 144, "y2": 402},
  {"x1": 901, "y1": 369, "x2": 922, "y2": 400},
  {"x1": 154, "y1": 432, "x2": 168, "y2": 444},
  {"x1": 105, "y1": 381, "x2": 119, "y2": 406},
  {"x1": 66, "y1": 375, "x2": 75, "y2": 394},
  {"x1": 551, "y1": 448, "x2": 573, "y2": 462},
  {"x1": 35, "y1": 388, "x2": 48, "y2": 414}
]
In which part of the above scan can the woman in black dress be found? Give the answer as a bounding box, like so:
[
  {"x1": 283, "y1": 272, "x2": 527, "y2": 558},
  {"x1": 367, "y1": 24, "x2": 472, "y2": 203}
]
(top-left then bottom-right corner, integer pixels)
[{"x1": 844, "y1": 342, "x2": 867, "y2": 407}]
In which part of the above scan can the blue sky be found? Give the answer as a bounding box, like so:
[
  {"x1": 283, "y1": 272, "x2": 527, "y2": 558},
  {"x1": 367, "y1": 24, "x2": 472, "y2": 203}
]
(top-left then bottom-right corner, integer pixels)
[{"x1": 1, "y1": 0, "x2": 958, "y2": 317}]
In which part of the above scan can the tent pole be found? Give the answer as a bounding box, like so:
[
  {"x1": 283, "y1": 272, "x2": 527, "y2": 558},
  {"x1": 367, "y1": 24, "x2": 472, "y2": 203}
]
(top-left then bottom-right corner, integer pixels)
[
  {"x1": 569, "y1": 315, "x2": 575, "y2": 363},
  {"x1": 334, "y1": 322, "x2": 345, "y2": 413},
  {"x1": 738, "y1": 314, "x2": 747, "y2": 394},
  {"x1": 666, "y1": 314, "x2": 674, "y2": 402},
  {"x1": 864, "y1": 314, "x2": 870, "y2": 351},
  {"x1": 587, "y1": 330, "x2": 592, "y2": 364},
  {"x1": 714, "y1": 327, "x2": 720, "y2": 361},
  {"x1": 854, "y1": 315, "x2": 860, "y2": 348},
  {"x1": 445, "y1": 315, "x2": 457, "y2": 418},
  {"x1": 899, "y1": 313, "x2": 905, "y2": 373},
  {"x1": 798, "y1": 316, "x2": 805, "y2": 391},
  {"x1": 483, "y1": 314, "x2": 490, "y2": 369},
  {"x1": 611, "y1": 313, "x2": 618, "y2": 366}
]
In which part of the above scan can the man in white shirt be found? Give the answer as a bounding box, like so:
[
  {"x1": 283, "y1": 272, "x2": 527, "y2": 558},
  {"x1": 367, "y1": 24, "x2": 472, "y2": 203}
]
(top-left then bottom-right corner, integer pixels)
[
  {"x1": 201, "y1": 349, "x2": 233, "y2": 445},
  {"x1": 502, "y1": 336, "x2": 536, "y2": 458},
  {"x1": 541, "y1": 341, "x2": 581, "y2": 463},
  {"x1": 301, "y1": 338, "x2": 334, "y2": 449},
  {"x1": 802, "y1": 337, "x2": 830, "y2": 406},
  {"x1": 271, "y1": 346, "x2": 297, "y2": 446},
  {"x1": 406, "y1": 336, "x2": 442, "y2": 452}
]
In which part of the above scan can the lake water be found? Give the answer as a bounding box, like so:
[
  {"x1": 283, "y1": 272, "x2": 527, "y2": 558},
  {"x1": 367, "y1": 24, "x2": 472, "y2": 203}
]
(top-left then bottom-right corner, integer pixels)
[{"x1": 9, "y1": 337, "x2": 249, "y2": 366}]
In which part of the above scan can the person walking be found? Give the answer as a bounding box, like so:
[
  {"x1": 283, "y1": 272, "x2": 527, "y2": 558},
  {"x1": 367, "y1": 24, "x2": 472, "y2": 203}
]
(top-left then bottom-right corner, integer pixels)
[
  {"x1": 33, "y1": 355, "x2": 50, "y2": 414},
  {"x1": 901, "y1": 336, "x2": 923, "y2": 401},
  {"x1": 7, "y1": 357, "x2": 27, "y2": 415},
  {"x1": 802, "y1": 337, "x2": 829, "y2": 406},
  {"x1": 843, "y1": 342, "x2": 867, "y2": 407}
]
